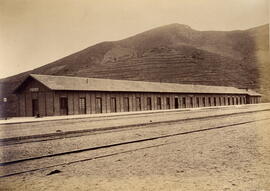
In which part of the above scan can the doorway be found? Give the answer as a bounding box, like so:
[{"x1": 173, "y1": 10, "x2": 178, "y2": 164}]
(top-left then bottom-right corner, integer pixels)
[
  {"x1": 60, "y1": 97, "x2": 68, "y2": 115},
  {"x1": 32, "y1": 99, "x2": 39, "y2": 116},
  {"x1": 182, "y1": 97, "x2": 186, "y2": 108},
  {"x1": 135, "y1": 97, "x2": 141, "y2": 111},
  {"x1": 123, "y1": 97, "x2": 130, "y2": 112},
  {"x1": 157, "y1": 97, "x2": 161, "y2": 110},
  {"x1": 196, "y1": 97, "x2": 200, "y2": 107},
  {"x1": 174, "y1": 97, "x2": 179, "y2": 109},
  {"x1": 202, "y1": 97, "x2": 206, "y2": 107},
  {"x1": 166, "y1": 97, "x2": 170, "y2": 109}
]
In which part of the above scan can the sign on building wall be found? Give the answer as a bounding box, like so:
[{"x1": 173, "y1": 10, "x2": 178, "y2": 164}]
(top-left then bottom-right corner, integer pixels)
[{"x1": 29, "y1": 88, "x2": 39, "y2": 92}]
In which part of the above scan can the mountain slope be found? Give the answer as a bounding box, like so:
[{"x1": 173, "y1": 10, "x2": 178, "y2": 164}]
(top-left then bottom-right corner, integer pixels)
[{"x1": 0, "y1": 23, "x2": 269, "y2": 116}]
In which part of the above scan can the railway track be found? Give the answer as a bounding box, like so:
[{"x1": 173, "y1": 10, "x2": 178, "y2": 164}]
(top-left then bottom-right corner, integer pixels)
[
  {"x1": 1, "y1": 113, "x2": 270, "y2": 179},
  {"x1": 1, "y1": 107, "x2": 269, "y2": 146}
]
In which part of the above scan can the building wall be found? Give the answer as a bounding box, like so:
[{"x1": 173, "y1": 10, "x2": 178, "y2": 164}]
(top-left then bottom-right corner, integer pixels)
[
  {"x1": 15, "y1": 77, "x2": 261, "y2": 117},
  {"x1": 16, "y1": 89, "x2": 261, "y2": 117}
]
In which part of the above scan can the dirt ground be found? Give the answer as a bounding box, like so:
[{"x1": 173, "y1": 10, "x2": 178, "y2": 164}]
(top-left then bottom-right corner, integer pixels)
[{"x1": 0, "y1": 114, "x2": 270, "y2": 191}]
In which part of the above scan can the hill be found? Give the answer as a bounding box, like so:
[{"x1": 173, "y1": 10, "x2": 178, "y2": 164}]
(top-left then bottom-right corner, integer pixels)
[{"x1": 0, "y1": 23, "x2": 269, "y2": 116}]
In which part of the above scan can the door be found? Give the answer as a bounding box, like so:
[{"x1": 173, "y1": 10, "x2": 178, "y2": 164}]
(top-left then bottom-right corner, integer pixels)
[
  {"x1": 157, "y1": 97, "x2": 161, "y2": 110},
  {"x1": 79, "y1": 97, "x2": 86, "y2": 114},
  {"x1": 166, "y1": 97, "x2": 170, "y2": 109},
  {"x1": 60, "y1": 97, "x2": 68, "y2": 115},
  {"x1": 182, "y1": 97, "x2": 186, "y2": 108},
  {"x1": 214, "y1": 97, "x2": 217, "y2": 106},
  {"x1": 202, "y1": 97, "x2": 206, "y2": 107},
  {"x1": 228, "y1": 97, "x2": 231, "y2": 105},
  {"x1": 208, "y1": 97, "x2": 212, "y2": 106},
  {"x1": 196, "y1": 97, "x2": 200, "y2": 107},
  {"x1": 190, "y1": 97, "x2": 193, "y2": 108},
  {"x1": 32, "y1": 99, "x2": 39, "y2": 116},
  {"x1": 110, "y1": 97, "x2": 117, "y2": 112},
  {"x1": 174, "y1": 97, "x2": 179, "y2": 109},
  {"x1": 95, "y1": 97, "x2": 102, "y2": 113}
]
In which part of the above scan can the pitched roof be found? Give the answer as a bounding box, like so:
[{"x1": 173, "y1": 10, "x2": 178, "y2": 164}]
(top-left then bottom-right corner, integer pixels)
[{"x1": 15, "y1": 74, "x2": 261, "y2": 96}]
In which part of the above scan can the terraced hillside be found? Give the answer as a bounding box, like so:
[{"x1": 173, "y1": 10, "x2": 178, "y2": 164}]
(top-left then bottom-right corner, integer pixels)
[{"x1": 0, "y1": 23, "x2": 269, "y2": 116}]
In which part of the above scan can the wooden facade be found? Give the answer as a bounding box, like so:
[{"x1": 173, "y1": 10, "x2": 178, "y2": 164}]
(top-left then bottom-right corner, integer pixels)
[{"x1": 14, "y1": 74, "x2": 261, "y2": 117}]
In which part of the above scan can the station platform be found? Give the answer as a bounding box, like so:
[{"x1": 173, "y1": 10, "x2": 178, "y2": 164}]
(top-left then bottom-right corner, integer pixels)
[
  {"x1": 0, "y1": 107, "x2": 201, "y2": 125},
  {"x1": 0, "y1": 103, "x2": 269, "y2": 141},
  {"x1": 1, "y1": 104, "x2": 267, "y2": 125}
]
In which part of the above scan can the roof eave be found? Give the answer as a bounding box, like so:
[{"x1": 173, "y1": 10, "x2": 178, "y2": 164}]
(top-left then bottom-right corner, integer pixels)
[
  {"x1": 13, "y1": 74, "x2": 53, "y2": 94},
  {"x1": 29, "y1": 74, "x2": 53, "y2": 91}
]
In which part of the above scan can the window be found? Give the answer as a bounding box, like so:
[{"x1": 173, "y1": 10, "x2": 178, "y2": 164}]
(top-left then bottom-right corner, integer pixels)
[
  {"x1": 166, "y1": 97, "x2": 170, "y2": 109},
  {"x1": 157, "y1": 97, "x2": 162, "y2": 110},
  {"x1": 79, "y1": 97, "x2": 86, "y2": 114},
  {"x1": 95, "y1": 97, "x2": 102, "y2": 113},
  {"x1": 123, "y1": 97, "x2": 130, "y2": 112},
  {"x1": 110, "y1": 97, "x2": 117, "y2": 112},
  {"x1": 219, "y1": 97, "x2": 222, "y2": 106},
  {"x1": 147, "y1": 97, "x2": 152, "y2": 110},
  {"x1": 214, "y1": 97, "x2": 217, "y2": 106},
  {"x1": 136, "y1": 97, "x2": 141, "y2": 111},
  {"x1": 208, "y1": 97, "x2": 211, "y2": 106}
]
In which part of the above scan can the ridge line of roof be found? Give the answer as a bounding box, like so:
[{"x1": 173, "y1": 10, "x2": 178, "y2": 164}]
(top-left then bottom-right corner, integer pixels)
[
  {"x1": 28, "y1": 74, "x2": 261, "y2": 96},
  {"x1": 29, "y1": 74, "x2": 237, "y2": 89}
]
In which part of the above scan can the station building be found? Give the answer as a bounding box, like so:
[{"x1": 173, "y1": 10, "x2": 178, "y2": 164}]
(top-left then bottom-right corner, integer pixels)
[{"x1": 14, "y1": 74, "x2": 261, "y2": 117}]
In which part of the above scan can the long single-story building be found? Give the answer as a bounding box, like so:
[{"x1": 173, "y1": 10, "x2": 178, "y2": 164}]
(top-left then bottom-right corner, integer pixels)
[{"x1": 13, "y1": 74, "x2": 261, "y2": 117}]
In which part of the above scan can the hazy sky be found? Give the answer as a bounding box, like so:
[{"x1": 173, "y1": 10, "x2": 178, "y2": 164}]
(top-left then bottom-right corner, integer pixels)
[{"x1": 0, "y1": 0, "x2": 269, "y2": 78}]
